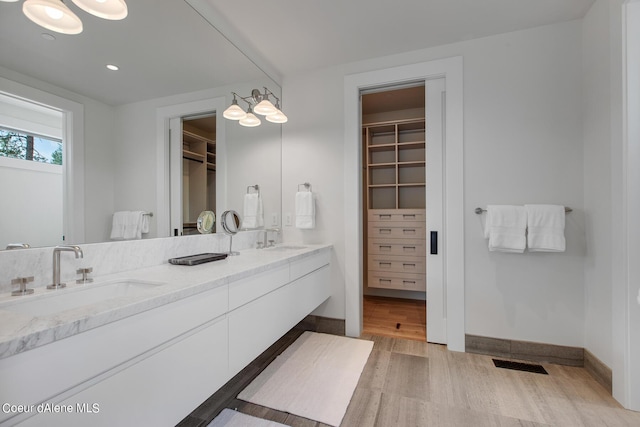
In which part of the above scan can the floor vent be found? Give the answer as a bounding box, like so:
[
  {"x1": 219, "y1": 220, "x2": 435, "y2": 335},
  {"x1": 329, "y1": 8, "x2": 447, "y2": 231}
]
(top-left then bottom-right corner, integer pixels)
[{"x1": 492, "y1": 359, "x2": 548, "y2": 375}]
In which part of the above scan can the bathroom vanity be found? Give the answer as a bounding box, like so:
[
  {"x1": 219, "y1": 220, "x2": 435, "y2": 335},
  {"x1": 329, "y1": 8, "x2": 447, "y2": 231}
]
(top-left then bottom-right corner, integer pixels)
[{"x1": 0, "y1": 244, "x2": 331, "y2": 426}]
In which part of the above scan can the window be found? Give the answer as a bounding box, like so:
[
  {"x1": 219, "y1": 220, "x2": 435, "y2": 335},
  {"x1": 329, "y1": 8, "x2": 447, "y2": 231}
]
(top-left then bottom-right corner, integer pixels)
[{"x1": 0, "y1": 127, "x2": 62, "y2": 165}]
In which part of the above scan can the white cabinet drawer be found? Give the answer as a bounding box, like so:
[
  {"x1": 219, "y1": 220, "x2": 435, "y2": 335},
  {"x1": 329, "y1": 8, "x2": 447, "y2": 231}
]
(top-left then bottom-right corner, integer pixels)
[
  {"x1": 368, "y1": 255, "x2": 425, "y2": 274},
  {"x1": 290, "y1": 250, "x2": 330, "y2": 281},
  {"x1": 229, "y1": 264, "x2": 289, "y2": 311}
]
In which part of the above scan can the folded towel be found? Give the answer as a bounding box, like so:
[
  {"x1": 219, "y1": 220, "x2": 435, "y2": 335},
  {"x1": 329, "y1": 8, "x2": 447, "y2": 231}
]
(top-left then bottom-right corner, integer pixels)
[
  {"x1": 243, "y1": 193, "x2": 263, "y2": 229},
  {"x1": 525, "y1": 204, "x2": 565, "y2": 252},
  {"x1": 485, "y1": 205, "x2": 526, "y2": 253},
  {"x1": 295, "y1": 191, "x2": 315, "y2": 229},
  {"x1": 110, "y1": 211, "x2": 145, "y2": 240}
]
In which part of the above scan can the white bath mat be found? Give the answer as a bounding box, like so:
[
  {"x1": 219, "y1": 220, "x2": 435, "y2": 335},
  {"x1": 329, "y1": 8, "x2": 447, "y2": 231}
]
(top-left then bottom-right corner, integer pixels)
[
  {"x1": 238, "y1": 331, "x2": 374, "y2": 427},
  {"x1": 207, "y1": 408, "x2": 289, "y2": 427}
]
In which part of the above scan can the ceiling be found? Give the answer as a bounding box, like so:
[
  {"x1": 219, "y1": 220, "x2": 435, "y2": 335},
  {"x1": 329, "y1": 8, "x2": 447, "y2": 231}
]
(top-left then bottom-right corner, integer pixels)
[
  {"x1": 0, "y1": 0, "x2": 264, "y2": 106},
  {"x1": 209, "y1": 0, "x2": 596, "y2": 77}
]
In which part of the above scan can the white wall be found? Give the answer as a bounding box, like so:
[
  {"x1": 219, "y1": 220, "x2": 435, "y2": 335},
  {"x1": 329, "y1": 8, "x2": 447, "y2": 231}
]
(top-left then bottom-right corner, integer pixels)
[
  {"x1": 0, "y1": 158, "x2": 62, "y2": 247},
  {"x1": 283, "y1": 20, "x2": 587, "y2": 347},
  {"x1": 582, "y1": 0, "x2": 613, "y2": 369}
]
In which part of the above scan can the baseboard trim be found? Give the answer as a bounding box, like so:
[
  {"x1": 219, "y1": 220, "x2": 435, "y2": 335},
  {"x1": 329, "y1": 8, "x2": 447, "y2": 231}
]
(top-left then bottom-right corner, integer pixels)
[
  {"x1": 584, "y1": 348, "x2": 612, "y2": 394},
  {"x1": 465, "y1": 334, "x2": 614, "y2": 395},
  {"x1": 296, "y1": 315, "x2": 346, "y2": 336},
  {"x1": 465, "y1": 334, "x2": 583, "y2": 367}
]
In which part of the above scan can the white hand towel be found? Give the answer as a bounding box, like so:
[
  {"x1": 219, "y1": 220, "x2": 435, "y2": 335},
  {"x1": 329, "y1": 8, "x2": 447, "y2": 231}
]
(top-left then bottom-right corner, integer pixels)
[
  {"x1": 110, "y1": 211, "x2": 129, "y2": 240},
  {"x1": 124, "y1": 211, "x2": 144, "y2": 240},
  {"x1": 525, "y1": 204, "x2": 565, "y2": 252},
  {"x1": 485, "y1": 205, "x2": 526, "y2": 253},
  {"x1": 243, "y1": 193, "x2": 263, "y2": 229},
  {"x1": 295, "y1": 191, "x2": 315, "y2": 229}
]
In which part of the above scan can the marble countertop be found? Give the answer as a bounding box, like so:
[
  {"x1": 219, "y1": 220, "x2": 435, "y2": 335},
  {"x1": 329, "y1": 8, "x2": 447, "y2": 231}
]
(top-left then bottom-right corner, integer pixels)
[{"x1": 0, "y1": 244, "x2": 331, "y2": 360}]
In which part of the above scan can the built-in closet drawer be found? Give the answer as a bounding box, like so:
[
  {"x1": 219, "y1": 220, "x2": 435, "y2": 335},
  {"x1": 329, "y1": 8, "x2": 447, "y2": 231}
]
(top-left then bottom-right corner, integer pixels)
[
  {"x1": 368, "y1": 209, "x2": 425, "y2": 223},
  {"x1": 368, "y1": 271, "x2": 426, "y2": 292},
  {"x1": 368, "y1": 254, "x2": 425, "y2": 274},
  {"x1": 368, "y1": 222, "x2": 425, "y2": 239},
  {"x1": 368, "y1": 238, "x2": 426, "y2": 257}
]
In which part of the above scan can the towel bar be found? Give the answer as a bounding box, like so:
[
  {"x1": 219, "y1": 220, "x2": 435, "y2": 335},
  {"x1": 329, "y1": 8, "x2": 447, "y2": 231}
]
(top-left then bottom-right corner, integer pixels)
[{"x1": 474, "y1": 206, "x2": 572, "y2": 214}]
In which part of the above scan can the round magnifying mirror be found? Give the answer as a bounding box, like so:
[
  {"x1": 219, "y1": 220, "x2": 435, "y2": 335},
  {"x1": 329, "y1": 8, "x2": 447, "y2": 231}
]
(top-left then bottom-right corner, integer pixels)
[
  {"x1": 196, "y1": 210, "x2": 215, "y2": 234},
  {"x1": 221, "y1": 210, "x2": 241, "y2": 235},
  {"x1": 221, "y1": 210, "x2": 241, "y2": 255}
]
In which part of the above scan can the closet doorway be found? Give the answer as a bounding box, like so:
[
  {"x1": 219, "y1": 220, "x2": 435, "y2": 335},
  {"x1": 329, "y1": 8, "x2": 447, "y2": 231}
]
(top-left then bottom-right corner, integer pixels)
[{"x1": 360, "y1": 79, "x2": 445, "y2": 343}]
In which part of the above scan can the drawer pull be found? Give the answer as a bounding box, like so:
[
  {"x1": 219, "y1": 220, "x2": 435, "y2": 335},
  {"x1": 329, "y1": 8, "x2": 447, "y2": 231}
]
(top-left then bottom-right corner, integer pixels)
[
  {"x1": 403, "y1": 214, "x2": 416, "y2": 219},
  {"x1": 403, "y1": 246, "x2": 416, "y2": 251},
  {"x1": 403, "y1": 263, "x2": 416, "y2": 268},
  {"x1": 379, "y1": 228, "x2": 392, "y2": 234},
  {"x1": 379, "y1": 245, "x2": 392, "y2": 251},
  {"x1": 379, "y1": 279, "x2": 392, "y2": 284},
  {"x1": 379, "y1": 262, "x2": 392, "y2": 268},
  {"x1": 403, "y1": 280, "x2": 416, "y2": 285},
  {"x1": 403, "y1": 229, "x2": 416, "y2": 234},
  {"x1": 379, "y1": 214, "x2": 392, "y2": 219}
]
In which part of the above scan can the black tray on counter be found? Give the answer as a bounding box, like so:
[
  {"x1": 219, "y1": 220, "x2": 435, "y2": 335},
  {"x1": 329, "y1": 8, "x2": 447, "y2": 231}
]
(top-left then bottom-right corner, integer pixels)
[{"x1": 168, "y1": 253, "x2": 228, "y2": 266}]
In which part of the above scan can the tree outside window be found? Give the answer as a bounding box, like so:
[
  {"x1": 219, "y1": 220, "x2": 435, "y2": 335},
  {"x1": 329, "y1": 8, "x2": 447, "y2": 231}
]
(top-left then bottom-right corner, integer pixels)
[{"x1": 0, "y1": 128, "x2": 62, "y2": 165}]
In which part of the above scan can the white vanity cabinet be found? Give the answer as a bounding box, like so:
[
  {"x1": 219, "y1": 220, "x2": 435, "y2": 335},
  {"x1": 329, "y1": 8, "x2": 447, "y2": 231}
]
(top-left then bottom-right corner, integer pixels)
[{"x1": 0, "y1": 246, "x2": 332, "y2": 427}]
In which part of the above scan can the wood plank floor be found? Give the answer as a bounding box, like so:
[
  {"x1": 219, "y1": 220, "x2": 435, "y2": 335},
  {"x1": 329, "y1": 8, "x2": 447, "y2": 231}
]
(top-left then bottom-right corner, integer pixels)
[
  {"x1": 180, "y1": 329, "x2": 640, "y2": 426},
  {"x1": 362, "y1": 296, "x2": 426, "y2": 342}
]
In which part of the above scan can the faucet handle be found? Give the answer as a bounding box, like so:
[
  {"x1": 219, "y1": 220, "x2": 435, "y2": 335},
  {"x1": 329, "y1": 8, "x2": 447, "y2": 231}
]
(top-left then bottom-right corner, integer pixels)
[
  {"x1": 76, "y1": 267, "x2": 94, "y2": 284},
  {"x1": 11, "y1": 276, "x2": 35, "y2": 296}
]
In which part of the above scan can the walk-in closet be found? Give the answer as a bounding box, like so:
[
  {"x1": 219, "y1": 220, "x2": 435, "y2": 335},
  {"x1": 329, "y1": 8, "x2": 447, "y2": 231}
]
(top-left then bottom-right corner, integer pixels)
[{"x1": 361, "y1": 84, "x2": 427, "y2": 341}]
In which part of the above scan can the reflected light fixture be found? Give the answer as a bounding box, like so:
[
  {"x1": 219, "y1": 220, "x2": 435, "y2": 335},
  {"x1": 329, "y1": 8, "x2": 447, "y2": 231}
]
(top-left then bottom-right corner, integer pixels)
[
  {"x1": 223, "y1": 87, "x2": 288, "y2": 127},
  {"x1": 71, "y1": 0, "x2": 127, "y2": 20},
  {"x1": 9, "y1": 0, "x2": 128, "y2": 35},
  {"x1": 223, "y1": 93, "x2": 247, "y2": 120},
  {"x1": 22, "y1": 0, "x2": 83, "y2": 34},
  {"x1": 239, "y1": 105, "x2": 261, "y2": 128}
]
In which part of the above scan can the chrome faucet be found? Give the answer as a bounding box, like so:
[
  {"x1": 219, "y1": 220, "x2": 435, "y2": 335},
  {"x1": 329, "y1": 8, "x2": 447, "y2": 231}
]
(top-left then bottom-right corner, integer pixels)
[
  {"x1": 6, "y1": 243, "x2": 30, "y2": 250},
  {"x1": 257, "y1": 228, "x2": 280, "y2": 249},
  {"x1": 47, "y1": 245, "x2": 83, "y2": 289}
]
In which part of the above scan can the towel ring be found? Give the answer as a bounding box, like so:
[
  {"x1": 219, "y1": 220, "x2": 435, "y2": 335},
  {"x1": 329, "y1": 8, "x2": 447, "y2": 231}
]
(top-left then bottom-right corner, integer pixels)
[
  {"x1": 298, "y1": 182, "x2": 312, "y2": 192},
  {"x1": 246, "y1": 185, "x2": 260, "y2": 195}
]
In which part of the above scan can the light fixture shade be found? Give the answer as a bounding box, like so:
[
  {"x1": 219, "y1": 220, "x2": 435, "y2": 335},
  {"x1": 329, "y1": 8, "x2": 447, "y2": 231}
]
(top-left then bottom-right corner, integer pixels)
[
  {"x1": 239, "y1": 109, "x2": 261, "y2": 127},
  {"x1": 223, "y1": 102, "x2": 247, "y2": 120},
  {"x1": 0, "y1": 0, "x2": 20, "y2": 3},
  {"x1": 23, "y1": 0, "x2": 83, "y2": 34},
  {"x1": 266, "y1": 109, "x2": 288, "y2": 124},
  {"x1": 71, "y1": 0, "x2": 128, "y2": 20},
  {"x1": 253, "y1": 99, "x2": 277, "y2": 116}
]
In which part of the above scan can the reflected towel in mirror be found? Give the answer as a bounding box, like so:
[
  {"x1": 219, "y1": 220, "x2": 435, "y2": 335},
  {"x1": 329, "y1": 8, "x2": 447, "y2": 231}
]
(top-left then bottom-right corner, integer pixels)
[{"x1": 243, "y1": 193, "x2": 263, "y2": 229}]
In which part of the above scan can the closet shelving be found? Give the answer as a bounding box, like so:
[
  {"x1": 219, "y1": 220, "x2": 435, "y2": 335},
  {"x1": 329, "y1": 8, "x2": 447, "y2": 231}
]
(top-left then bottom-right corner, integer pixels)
[
  {"x1": 365, "y1": 119, "x2": 426, "y2": 210},
  {"x1": 182, "y1": 129, "x2": 216, "y2": 234}
]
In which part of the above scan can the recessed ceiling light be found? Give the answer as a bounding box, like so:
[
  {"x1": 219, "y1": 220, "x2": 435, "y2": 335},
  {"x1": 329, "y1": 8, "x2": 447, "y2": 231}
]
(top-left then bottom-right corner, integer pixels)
[
  {"x1": 106, "y1": 64, "x2": 119, "y2": 71},
  {"x1": 41, "y1": 33, "x2": 56, "y2": 41}
]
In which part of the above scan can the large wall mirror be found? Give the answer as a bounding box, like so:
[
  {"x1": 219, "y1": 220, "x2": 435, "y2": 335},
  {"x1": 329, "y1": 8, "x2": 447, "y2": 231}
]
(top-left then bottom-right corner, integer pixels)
[{"x1": 0, "y1": 0, "x2": 282, "y2": 249}]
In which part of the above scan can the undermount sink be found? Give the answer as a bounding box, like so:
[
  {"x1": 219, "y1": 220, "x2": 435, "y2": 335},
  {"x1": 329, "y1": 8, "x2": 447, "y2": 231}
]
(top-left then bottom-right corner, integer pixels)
[
  {"x1": 266, "y1": 245, "x2": 307, "y2": 252},
  {"x1": 1, "y1": 279, "x2": 165, "y2": 316}
]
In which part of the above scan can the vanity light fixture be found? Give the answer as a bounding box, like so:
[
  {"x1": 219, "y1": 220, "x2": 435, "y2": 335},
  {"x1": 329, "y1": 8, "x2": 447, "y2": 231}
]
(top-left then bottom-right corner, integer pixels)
[
  {"x1": 223, "y1": 87, "x2": 288, "y2": 127},
  {"x1": 9, "y1": 0, "x2": 128, "y2": 35}
]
